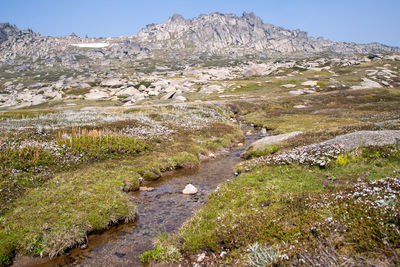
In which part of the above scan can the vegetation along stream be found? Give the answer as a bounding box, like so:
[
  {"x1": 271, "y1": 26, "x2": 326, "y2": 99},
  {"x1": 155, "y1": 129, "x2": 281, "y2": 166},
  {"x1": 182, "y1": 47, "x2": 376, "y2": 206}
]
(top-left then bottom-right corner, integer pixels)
[{"x1": 12, "y1": 127, "x2": 262, "y2": 267}]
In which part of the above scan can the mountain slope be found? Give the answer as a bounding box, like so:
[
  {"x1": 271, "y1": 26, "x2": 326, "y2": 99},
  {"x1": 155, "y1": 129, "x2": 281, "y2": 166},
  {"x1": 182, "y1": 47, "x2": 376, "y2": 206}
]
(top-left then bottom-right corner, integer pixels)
[{"x1": 135, "y1": 12, "x2": 397, "y2": 55}]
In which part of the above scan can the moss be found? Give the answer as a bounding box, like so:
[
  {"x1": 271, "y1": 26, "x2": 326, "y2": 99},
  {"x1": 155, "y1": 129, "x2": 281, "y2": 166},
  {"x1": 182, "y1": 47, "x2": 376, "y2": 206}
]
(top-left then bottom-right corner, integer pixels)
[
  {"x1": 245, "y1": 144, "x2": 281, "y2": 159},
  {"x1": 0, "y1": 232, "x2": 16, "y2": 266},
  {"x1": 141, "y1": 169, "x2": 160, "y2": 181},
  {"x1": 140, "y1": 244, "x2": 181, "y2": 263},
  {"x1": 140, "y1": 232, "x2": 182, "y2": 263},
  {"x1": 0, "y1": 165, "x2": 137, "y2": 260}
]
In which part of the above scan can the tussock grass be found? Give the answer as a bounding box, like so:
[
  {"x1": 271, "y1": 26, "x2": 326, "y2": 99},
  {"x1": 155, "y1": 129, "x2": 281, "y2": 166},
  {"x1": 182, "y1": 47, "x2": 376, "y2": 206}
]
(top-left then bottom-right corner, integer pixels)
[{"x1": 57, "y1": 127, "x2": 149, "y2": 160}]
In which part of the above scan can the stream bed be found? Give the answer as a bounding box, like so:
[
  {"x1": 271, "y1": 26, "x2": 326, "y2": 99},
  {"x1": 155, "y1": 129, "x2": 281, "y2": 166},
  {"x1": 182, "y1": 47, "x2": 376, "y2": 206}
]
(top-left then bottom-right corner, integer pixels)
[{"x1": 13, "y1": 129, "x2": 261, "y2": 267}]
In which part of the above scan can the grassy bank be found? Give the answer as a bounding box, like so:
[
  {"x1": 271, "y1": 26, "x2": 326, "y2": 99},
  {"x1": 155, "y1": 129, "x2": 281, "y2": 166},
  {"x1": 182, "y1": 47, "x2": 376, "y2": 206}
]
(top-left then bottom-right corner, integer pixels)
[{"x1": 143, "y1": 144, "x2": 400, "y2": 265}]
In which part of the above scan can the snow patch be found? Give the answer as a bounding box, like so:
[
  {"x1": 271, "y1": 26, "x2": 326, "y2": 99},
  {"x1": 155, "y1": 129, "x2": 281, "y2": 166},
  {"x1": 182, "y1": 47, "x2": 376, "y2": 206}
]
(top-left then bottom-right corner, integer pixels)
[{"x1": 71, "y1": 43, "x2": 109, "y2": 48}]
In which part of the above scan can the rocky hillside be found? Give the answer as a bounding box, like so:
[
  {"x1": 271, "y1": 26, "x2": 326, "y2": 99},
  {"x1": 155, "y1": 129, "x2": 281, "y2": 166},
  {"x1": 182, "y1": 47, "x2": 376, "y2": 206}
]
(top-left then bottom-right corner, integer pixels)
[
  {"x1": 0, "y1": 12, "x2": 398, "y2": 64},
  {"x1": 136, "y1": 12, "x2": 398, "y2": 56}
]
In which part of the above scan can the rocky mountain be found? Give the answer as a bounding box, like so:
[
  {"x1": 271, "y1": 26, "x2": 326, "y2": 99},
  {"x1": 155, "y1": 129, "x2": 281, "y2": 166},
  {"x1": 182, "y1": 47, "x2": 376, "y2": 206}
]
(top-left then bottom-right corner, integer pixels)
[
  {"x1": 136, "y1": 12, "x2": 398, "y2": 56},
  {"x1": 0, "y1": 12, "x2": 398, "y2": 64}
]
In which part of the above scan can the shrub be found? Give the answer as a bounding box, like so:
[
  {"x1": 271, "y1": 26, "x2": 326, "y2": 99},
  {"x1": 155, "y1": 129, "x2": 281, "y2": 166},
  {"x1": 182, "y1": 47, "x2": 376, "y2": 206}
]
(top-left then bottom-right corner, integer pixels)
[{"x1": 336, "y1": 154, "x2": 356, "y2": 166}]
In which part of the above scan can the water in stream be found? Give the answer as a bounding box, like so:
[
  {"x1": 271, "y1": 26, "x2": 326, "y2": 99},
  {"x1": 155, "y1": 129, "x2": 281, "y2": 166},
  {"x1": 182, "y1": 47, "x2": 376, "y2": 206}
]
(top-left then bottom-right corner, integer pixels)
[{"x1": 13, "y1": 129, "x2": 261, "y2": 267}]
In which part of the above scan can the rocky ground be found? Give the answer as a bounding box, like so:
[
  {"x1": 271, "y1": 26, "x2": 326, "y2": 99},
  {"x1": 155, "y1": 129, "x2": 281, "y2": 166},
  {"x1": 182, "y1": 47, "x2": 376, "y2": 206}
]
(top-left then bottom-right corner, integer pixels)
[{"x1": 0, "y1": 12, "x2": 400, "y2": 266}]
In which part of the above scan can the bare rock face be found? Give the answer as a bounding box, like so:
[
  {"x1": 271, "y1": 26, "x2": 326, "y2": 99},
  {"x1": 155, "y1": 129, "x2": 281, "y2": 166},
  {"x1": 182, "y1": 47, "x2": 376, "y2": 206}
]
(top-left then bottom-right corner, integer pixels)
[
  {"x1": 0, "y1": 12, "x2": 398, "y2": 64},
  {"x1": 248, "y1": 131, "x2": 303, "y2": 152},
  {"x1": 136, "y1": 12, "x2": 399, "y2": 56}
]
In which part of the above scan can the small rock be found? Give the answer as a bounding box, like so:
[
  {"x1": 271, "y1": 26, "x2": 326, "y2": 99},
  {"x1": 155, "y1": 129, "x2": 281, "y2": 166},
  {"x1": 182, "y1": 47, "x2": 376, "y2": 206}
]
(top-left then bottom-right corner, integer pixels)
[
  {"x1": 183, "y1": 184, "x2": 198, "y2": 195},
  {"x1": 80, "y1": 244, "x2": 88, "y2": 250},
  {"x1": 260, "y1": 128, "x2": 267, "y2": 136},
  {"x1": 301, "y1": 80, "x2": 318, "y2": 87},
  {"x1": 220, "y1": 251, "x2": 227, "y2": 259},
  {"x1": 148, "y1": 90, "x2": 159, "y2": 96},
  {"x1": 139, "y1": 186, "x2": 154, "y2": 192},
  {"x1": 237, "y1": 143, "x2": 244, "y2": 147},
  {"x1": 281, "y1": 84, "x2": 296, "y2": 88},
  {"x1": 289, "y1": 90, "x2": 304, "y2": 95},
  {"x1": 197, "y1": 252, "x2": 206, "y2": 262},
  {"x1": 209, "y1": 153, "x2": 216, "y2": 158},
  {"x1": 294, "y1": 105, "x2": 307, "y2": 109},
  {"x1": 173, "y1": 95, "x2": 187, "y2": 102}
]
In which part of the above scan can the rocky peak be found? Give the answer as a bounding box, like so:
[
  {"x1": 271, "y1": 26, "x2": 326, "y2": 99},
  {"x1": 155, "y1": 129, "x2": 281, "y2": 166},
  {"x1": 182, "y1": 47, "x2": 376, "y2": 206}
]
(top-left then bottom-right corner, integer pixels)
[
  {"x1": 169, "y1": 14, "x2": 186, "y2": 23},
  {"x1": 0, "y1": 22, "x2": 38, "y2": 45},
  {"x1": 0, "y1": 23, "x2": 18, "y2": 43},
  {"x1": 242, "y1": 11, "x2": 264, "y2": 26},
  {"x1": 135, "y1": 12, "x2": 398, "y2": 55}
]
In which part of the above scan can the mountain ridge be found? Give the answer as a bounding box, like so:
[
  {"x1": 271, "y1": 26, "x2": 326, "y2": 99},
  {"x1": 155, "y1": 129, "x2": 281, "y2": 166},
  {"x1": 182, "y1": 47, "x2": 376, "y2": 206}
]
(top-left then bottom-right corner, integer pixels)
[{"x1": 0, "y1": 11, "x2": 399, "y2": 63}]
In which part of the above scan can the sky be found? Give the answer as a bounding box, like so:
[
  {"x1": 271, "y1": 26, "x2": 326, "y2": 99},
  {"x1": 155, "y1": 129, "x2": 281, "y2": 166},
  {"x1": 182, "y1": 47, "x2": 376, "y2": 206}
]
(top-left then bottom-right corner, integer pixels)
[{"x1": 1, "y1": 0, "x2": 399, "y2": 47}]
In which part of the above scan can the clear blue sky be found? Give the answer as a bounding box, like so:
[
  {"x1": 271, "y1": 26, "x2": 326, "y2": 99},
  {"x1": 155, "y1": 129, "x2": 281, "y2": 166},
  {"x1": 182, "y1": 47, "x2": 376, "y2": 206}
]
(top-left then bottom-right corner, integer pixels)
[{"x1": 1, "y1": 0, "x2": 399, "y2": 47}]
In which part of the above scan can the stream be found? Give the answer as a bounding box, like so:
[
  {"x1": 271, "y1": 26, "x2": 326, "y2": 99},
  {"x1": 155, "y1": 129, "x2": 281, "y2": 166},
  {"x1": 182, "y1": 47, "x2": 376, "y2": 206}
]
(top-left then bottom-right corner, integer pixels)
[{"x1": 13, "y1": 128, "x2": 261, "y2": 267}]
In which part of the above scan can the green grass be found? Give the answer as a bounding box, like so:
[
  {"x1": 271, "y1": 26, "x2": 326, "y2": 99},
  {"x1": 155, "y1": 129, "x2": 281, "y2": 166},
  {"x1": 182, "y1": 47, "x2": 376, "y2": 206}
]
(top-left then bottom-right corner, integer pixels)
[
  {"x1": 245, "y1": 144, "x2": 281, "y2": 159},
  {"x1": 0, "y1": 132, "x2": 149, "y2": 216},
  {"x1": 0, "y1": 165, "x2": 137, "y2": 259},
  {"x1": 140, "y1": 233, "x2": 182, "y2": 263},
  {"x1": 144, "y1": 145, "x2": 400, "y2": 265},
  {"x1": 58, "y1": 134, "x2": 149, "y2": 161},
  {"x1": 0, "y1": 110, "x2": 57, "y2": 119},
  {"x1": 133, "y1": 81, "x2": 152, "y2": 89},
  {"x1": 243, "y1": 113, "x2": 361, "y2": 133},
  {"x1": 0, "y1": 110, "x2": 243, "y2": 264}
]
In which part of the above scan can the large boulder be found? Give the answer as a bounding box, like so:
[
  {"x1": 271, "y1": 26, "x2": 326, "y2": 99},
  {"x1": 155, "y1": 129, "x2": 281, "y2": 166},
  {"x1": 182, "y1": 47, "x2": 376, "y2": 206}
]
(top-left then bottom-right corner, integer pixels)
[
  {"x1": 161, "y1": 91, "x2": 176, "y2": 100},
  {"x1": 301, "y1": 80, "x2": 318, "y2": 87},
  {"x1": 248, "y1": 131, "x2": 303, "y2": 153},
  {"x1": 351, "y1": 78, "x2": 382, "y2": 90},
  {"x1": 243, "y1": 65, "x2": 267, "y2": 77},
  {"x1": 31, "y1": 95, "x2": 46, "y2": 106},
  {"x1": 173, "y1": 95, "x2": 187, "y2": 102},
  {"x1": 322, "y1": 130, "x2": 400, "y2": 151},
  {"x1": 239, "y1": 130, "x2": 400, "y2": 172},
  {"x1": 100, "y1": 78, "x2": 124, "y2": 88},
  {"x1": 85, "y1": 90, "x2": 110, "y2": 100},
  {"x1": 199, "y1": 85, "x2": 223, "y2": 94},
  {"x1": 116, "y1": 87, "x2": 141, "y2": 97}
]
